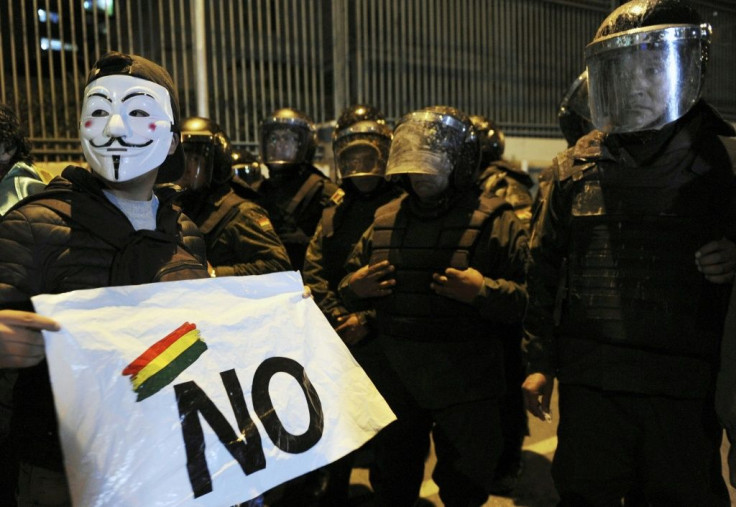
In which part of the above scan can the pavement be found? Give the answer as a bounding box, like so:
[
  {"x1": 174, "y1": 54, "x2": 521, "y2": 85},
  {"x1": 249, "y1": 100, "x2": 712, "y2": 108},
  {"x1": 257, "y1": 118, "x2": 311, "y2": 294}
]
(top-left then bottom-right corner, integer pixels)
[{"x1": 348, "y1": 383, "x2": 736, "y2": 507}]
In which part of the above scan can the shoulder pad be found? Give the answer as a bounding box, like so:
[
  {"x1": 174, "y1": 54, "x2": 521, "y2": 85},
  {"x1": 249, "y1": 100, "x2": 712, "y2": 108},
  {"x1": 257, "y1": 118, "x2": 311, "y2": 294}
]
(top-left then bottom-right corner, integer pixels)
[
  {"x1": 477, "y1": 193, "x2": 512, "y2": 216},
  {"x1": 571, "y1": 130, "x2": 606, "y2": 159},
  {"x1": 555, "y1": 149, "x2": 597, "y2": 183}
]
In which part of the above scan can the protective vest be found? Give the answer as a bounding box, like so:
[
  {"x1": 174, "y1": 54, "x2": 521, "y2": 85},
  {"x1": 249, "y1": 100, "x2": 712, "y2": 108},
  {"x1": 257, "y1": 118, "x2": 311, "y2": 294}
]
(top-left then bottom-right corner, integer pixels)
[
  {"x1": 273, "y1": 173, "x2": 326, "y2": 246},
  {"x1": 556, "y1": 144, "x2": 731, "y2": 359},
  {"x1": 369, "y1": 191, "x2": 510, "y2": 341},
  {"x1": 319, "y1": 188, "x2": 400, "y2": 291}
]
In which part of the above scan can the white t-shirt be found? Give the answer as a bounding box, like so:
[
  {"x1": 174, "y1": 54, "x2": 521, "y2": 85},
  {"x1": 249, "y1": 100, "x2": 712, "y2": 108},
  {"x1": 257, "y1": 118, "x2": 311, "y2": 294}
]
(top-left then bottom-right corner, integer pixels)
[{"x1": 102, "y1": 189, "x2": 159, "y2": 231}]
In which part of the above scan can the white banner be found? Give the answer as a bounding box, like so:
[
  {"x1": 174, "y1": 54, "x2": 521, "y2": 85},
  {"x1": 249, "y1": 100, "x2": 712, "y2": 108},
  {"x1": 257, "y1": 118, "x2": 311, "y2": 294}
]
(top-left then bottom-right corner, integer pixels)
[{"x1": 32, "y1": 271, "x2": 395, "y2": 507}]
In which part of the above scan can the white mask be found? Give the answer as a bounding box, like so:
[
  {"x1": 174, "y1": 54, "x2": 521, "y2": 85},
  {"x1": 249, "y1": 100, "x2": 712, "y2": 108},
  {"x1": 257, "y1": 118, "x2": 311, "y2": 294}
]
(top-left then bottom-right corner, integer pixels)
[{"x1": 80, "y1": 75, "x2": 175, "y2": 182}]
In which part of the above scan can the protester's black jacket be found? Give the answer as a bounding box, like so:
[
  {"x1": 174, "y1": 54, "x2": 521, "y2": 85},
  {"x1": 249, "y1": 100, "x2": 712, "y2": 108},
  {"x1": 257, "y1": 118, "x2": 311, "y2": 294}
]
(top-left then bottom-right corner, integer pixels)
[{"x1": 0, "y1": 165, "x2": 208, "y2": 470}]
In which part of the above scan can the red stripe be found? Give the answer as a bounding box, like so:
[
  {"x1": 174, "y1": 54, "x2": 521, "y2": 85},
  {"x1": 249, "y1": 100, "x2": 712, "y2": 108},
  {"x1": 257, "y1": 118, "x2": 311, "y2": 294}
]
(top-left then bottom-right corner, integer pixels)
[{"x1": 122, "y1": 322, "x2": 196, "y2": 376}]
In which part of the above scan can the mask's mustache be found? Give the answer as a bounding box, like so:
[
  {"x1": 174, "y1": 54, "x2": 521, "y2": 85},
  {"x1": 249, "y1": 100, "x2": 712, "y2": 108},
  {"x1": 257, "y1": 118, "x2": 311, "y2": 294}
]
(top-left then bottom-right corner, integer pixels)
[{"x1": 90, "y1": 136, "x2": 154, "y2": 148}]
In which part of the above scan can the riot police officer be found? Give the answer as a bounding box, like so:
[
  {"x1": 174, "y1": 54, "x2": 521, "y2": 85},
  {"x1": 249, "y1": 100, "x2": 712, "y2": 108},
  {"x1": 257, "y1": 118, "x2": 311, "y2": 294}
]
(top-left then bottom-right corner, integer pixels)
[
  {"x1": 473, "y1": 115, "x2": 535, "y2": 227},
  {"x1": 470, "y1": 114, "x2": 532, "y2": 495},
  {"x1": 231, "y1": 147, "x2": 264, "y2": 191},
  {"x1": 334, "y1": 103, "x2": 387, "y2": 133},
  {"x1": 256, "y1": 108, "x2": 341, "y2": 270},
  {"x1": 176, "y1": 116, "x2": 291, "y2": 277},
  {"x1": 339, "y1": 106, "x2": 528, "y2": 507},
  {"x1": 557, "y1": 70, "x2": 594, "y2": 148},
  {"x1": 303, "y1": 108, "x2": 403, "y2": 505},
  {"x1": 523, "y1": 1, "x2": 736, "y2": 504}
]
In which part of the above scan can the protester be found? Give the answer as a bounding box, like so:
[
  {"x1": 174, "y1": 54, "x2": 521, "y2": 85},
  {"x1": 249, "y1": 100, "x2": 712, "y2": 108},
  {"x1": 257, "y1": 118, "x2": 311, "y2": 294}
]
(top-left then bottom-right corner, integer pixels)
[
  {"x1": 0, "y1": 103, "x2": 46, "y2": 216},
  {"x1": 0, "y1": 102, "x2": 51, "y2": 506},
  {"x1": 0, "y1": 50, "x2": 209, "y2": 504}
]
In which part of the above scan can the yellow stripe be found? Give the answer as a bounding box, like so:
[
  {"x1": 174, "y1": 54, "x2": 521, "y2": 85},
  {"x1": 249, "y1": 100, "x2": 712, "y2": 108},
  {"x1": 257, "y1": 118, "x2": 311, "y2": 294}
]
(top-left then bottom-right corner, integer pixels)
[{"x1": 131, "y1": 330, "x2": 201, "y2": 390}]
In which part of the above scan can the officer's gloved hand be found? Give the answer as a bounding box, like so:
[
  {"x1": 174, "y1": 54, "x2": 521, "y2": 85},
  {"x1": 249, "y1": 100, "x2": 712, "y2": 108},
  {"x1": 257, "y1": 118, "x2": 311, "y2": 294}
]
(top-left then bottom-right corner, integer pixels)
[
  {"x1": 348, "y1": 260, "x2": 395, "y2": 298},
  {"x1": 430, "y1": 267, "x2": 484, "y2": 304},
  {"x1": 0, "y1": 310, "x2": 60, "y2": 368},
  {"x1": 696, "y1": 237, "x2": 736, "y2": 283}
]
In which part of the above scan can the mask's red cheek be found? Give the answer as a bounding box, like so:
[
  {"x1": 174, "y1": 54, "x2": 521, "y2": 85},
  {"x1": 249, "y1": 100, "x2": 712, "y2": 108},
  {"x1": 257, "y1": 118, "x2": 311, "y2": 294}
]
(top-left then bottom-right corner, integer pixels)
[
  {"x1": 84, "y1": 120, "x2": 93, "y2": 128},
  {"x1": 149, "y1": 123, "x2": 157, "y2": 132}
]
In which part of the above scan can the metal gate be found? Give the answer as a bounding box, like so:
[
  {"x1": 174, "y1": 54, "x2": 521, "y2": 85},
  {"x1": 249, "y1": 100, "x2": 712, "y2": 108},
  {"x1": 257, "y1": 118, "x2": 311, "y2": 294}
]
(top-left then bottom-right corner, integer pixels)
[{"x1": 1, "y1": 0, "x2": 734, "y2": 162}]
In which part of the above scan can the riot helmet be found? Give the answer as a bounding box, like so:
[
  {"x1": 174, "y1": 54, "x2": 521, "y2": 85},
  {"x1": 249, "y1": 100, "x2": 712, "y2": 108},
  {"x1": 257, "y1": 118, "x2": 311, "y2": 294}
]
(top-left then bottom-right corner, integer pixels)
[
  {"x1": 585, "y1": 0, "x2": 710, "y2": 133},
  {"x1": 177, "y1": 116, "x2": 233, "y2": 191},
  {"x1": 386, "y1": 106, "x2": 480, "y2": 192},
  {"x1": 232, "y1": 148, "x2": 263, "y2": 185},
  {"x1": 259, "y1": 108, "x2": 317, "y2": 167},
  {"x1": 558, "y1": 70, "x2": 594, "y2": 147},
  {"x1": 334, "y1": 104, "x2": 386, "y2": 134},
  {"x1": 333, "y1": 119, "x2": 392, "y2": 181},
  {"x1": 470, "y1": 114, "x2": 506, "y2": 166}
]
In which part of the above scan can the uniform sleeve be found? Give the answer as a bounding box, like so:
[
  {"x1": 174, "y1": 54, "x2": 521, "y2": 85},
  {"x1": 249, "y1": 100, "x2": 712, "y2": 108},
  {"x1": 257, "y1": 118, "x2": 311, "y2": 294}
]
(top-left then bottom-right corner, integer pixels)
[
  {"x1": 213, "y1": 205, "x2": 293, "y2": 277},
  {"x1": 303, "y1": 220, "x2": 348, "y2": 321},
  {"x1": 522, "y1": 162, "x2": 569, "y2": 376},
  {"x1": 472, "y1": 209, "x2": 529, "y2": 323},
  {"x1": 337, "y1": 225, "x2": 375, "y2": 312},
  {"x1": 179, "y1": 214, "x2": 208, "y2": 266}
]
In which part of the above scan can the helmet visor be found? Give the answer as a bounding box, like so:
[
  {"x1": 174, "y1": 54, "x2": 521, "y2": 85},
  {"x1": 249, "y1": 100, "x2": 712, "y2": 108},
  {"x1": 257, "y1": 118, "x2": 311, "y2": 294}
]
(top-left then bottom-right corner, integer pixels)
[
  {"x1": 260, "y1": 119, "x2": 313, "y2": 166},
  {"x1": 336, "y1": 142, "x2": 385, "y2": 179},
  {"x1": 234, "y1": 162, "x2": 262, "y2": 184},
  {"x1": 385, "y1": 112, "x2": 466, "y2": 179},
  {"x1": 585, "y1": 24, "x2": 707, "y2": 133},
  {"x1": 179, "y1": 136, "x2": 213, "y2": 190}
]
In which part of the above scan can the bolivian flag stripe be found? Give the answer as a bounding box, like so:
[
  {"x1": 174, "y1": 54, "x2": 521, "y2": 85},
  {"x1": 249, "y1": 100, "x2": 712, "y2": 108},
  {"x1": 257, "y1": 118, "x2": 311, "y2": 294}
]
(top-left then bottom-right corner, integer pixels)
[
  {"x1": 122, "y1": 322, "x2": 208, "y2": 402},
  {"x1": 131, "y1": 329, "x2": 201, "y2": 390}
]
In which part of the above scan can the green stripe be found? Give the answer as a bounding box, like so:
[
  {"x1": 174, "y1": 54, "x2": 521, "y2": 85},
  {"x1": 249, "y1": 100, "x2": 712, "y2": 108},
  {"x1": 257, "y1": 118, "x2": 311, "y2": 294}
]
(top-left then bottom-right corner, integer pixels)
[{"x1": 135, "y1": 340, "x2": 208, "y2": 402}]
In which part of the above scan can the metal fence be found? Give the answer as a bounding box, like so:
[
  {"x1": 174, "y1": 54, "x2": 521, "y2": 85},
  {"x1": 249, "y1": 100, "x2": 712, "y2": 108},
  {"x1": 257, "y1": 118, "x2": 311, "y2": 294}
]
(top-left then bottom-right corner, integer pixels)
[{"x1": 1, "y1": 0, "x2": 735, "y2": 162}]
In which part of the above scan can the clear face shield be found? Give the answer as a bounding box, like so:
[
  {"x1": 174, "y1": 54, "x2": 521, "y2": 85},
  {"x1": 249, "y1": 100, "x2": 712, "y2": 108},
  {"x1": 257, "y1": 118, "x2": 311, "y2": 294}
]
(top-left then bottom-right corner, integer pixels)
[
  {"x1": 385, "y1": 111, "x2": 467, "y2": 181},
  {"x1": 260, "y1": 120, "x2": 312, "y2": 166},
  {"x1": 337, "y1": 144, "x2": 382, "y2": 179},
  {"x1": 585, "y1": 24, "x2": 709, "y2": 134},
  {"x1": 178, "y1": 135, "x2": 214, "y2": 191},
  {"x1": 334, "y1": 123, "x2": 391, "y2": 180},
  {"x1": 234, "y1": 161, "x2": 262, "y2": 185}
]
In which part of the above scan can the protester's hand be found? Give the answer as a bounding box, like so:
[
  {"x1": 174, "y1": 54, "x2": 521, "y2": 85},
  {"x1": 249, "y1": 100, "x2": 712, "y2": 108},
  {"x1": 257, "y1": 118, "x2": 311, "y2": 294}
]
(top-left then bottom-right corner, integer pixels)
[
  {"x1": 696, "y1": 237, "x2": 736, "y2": 283},
  {"x1": 348, "y1": 260, "x2": 395, "y2": 298},
  {"x1": 0, "y1": 310, "x2": 60, "y2": 368},
  {"x1": 522, "y1": 372, "x2": 554, "y2": 422},
  {"x1": 430, "y1": 267, "x2": 484, "y2": 304},
  {"x1": 335, "y1": 313, "x2": 370, "y2": 346}
]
